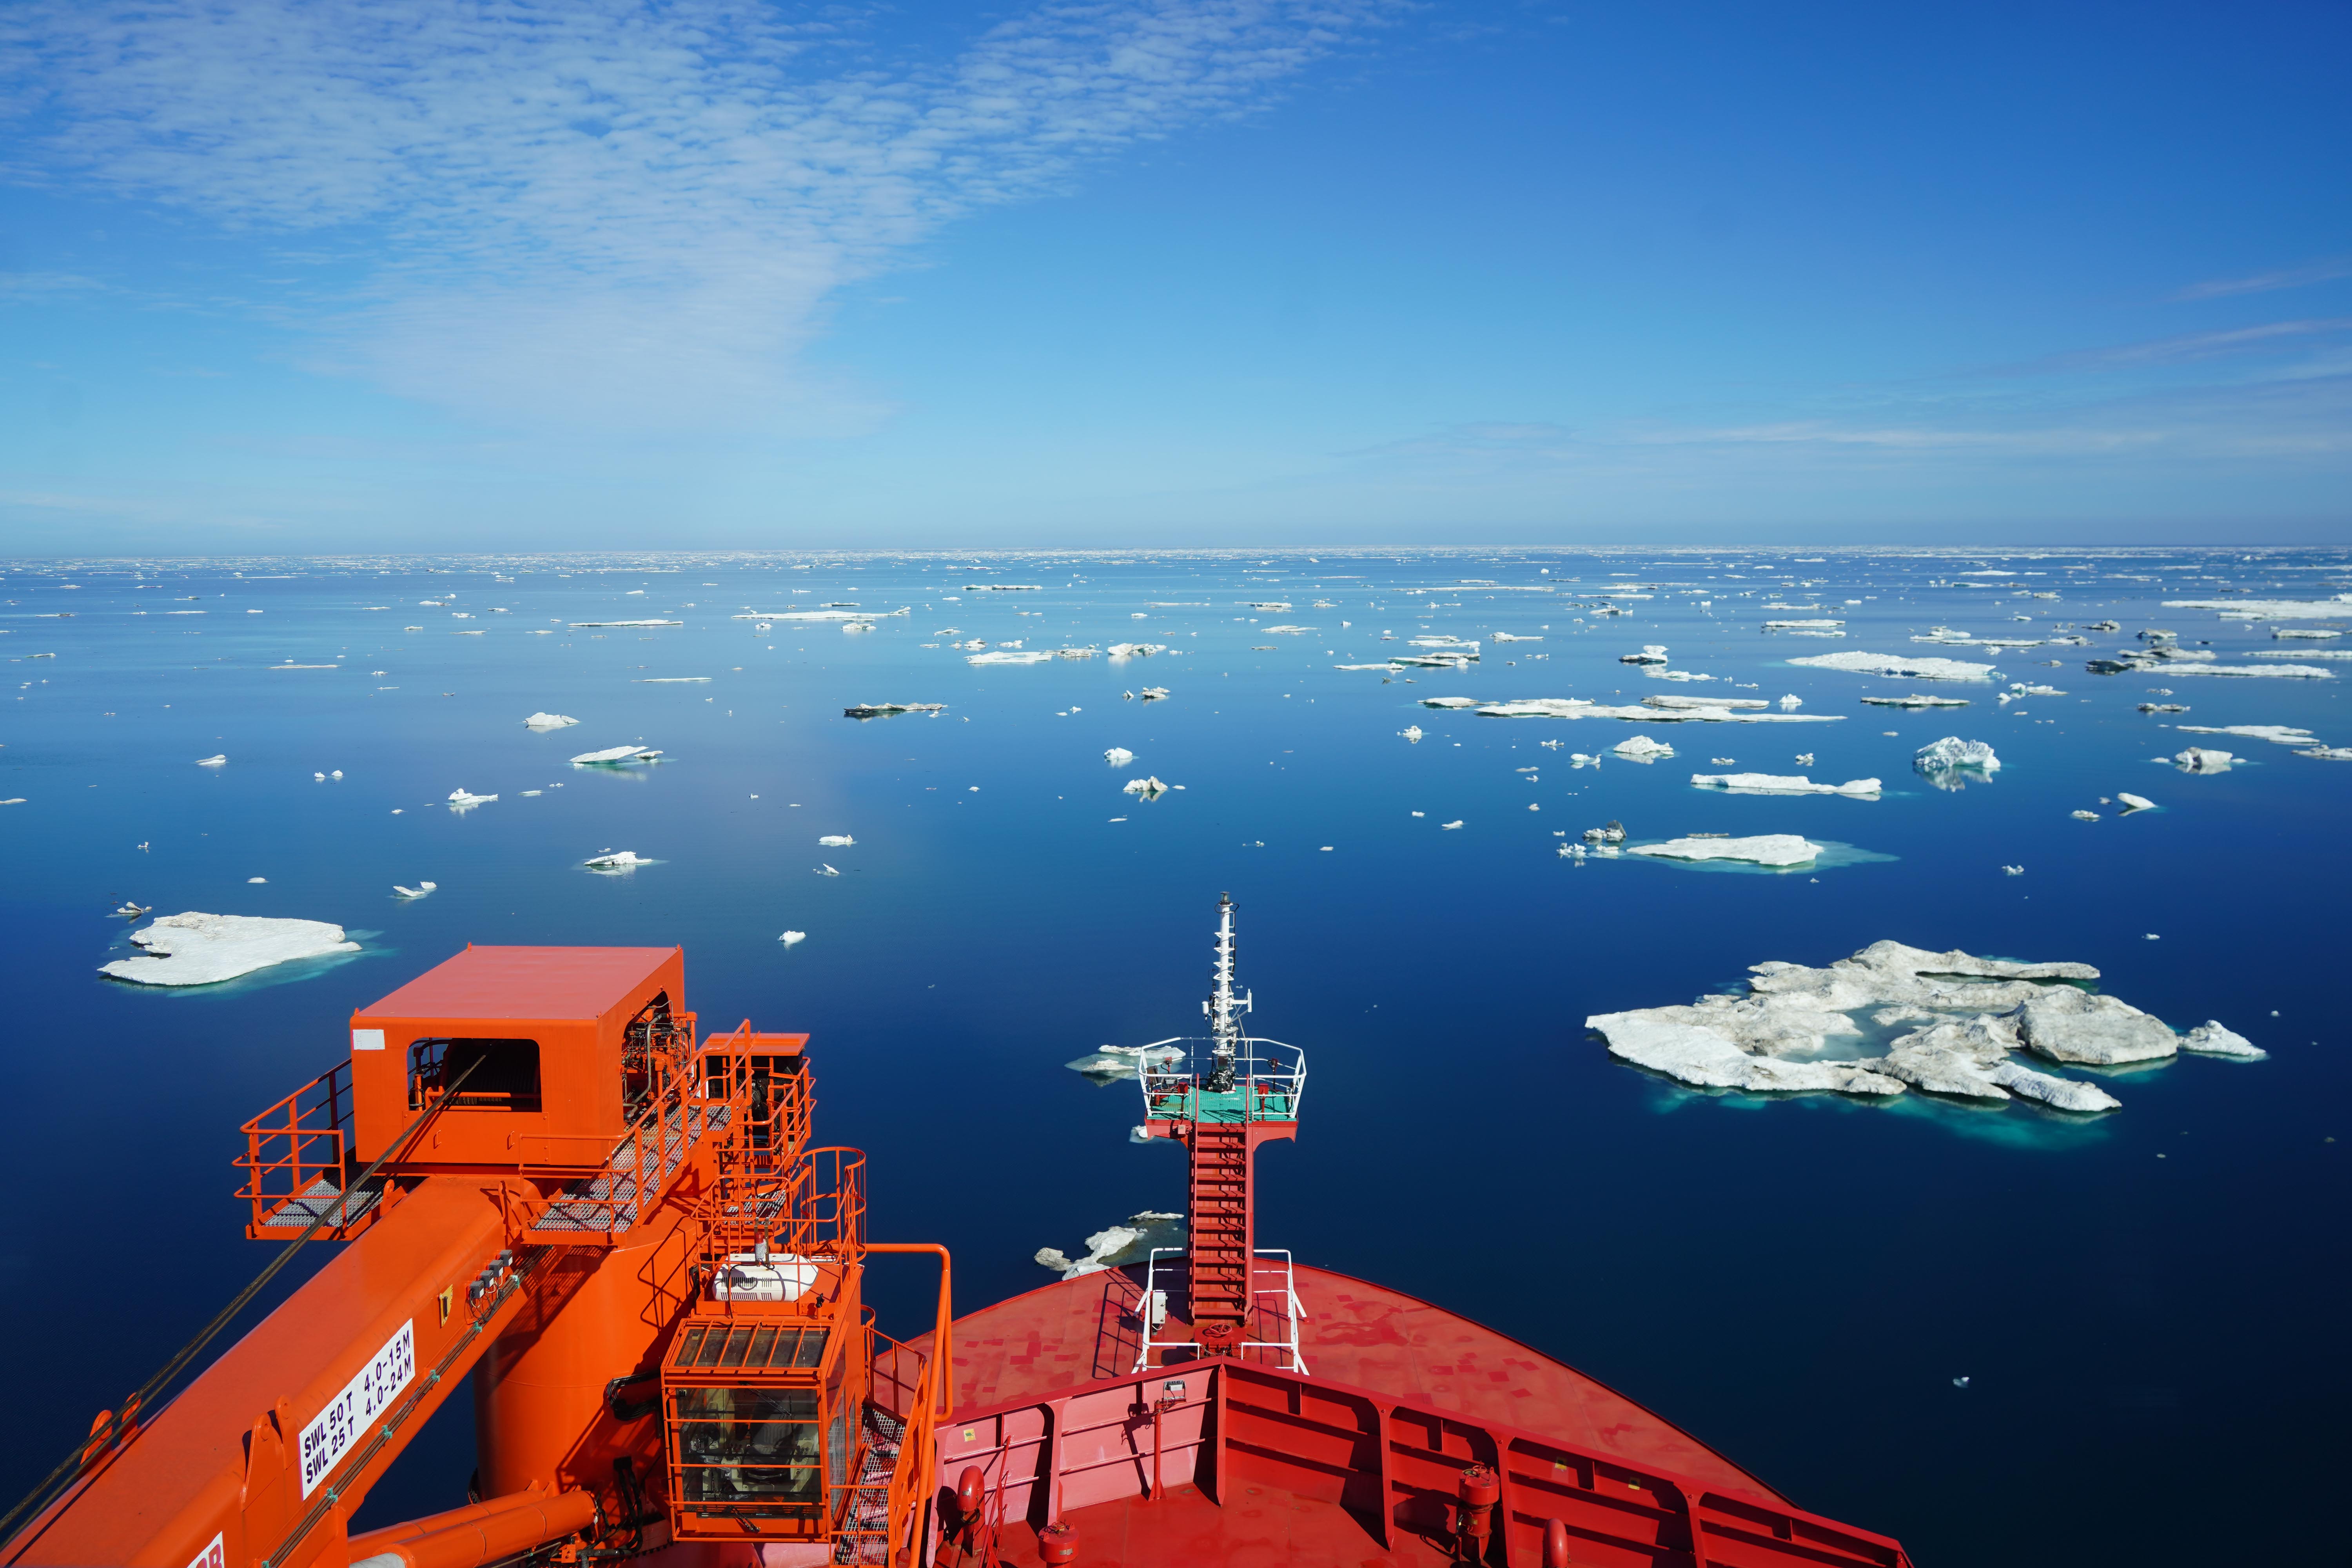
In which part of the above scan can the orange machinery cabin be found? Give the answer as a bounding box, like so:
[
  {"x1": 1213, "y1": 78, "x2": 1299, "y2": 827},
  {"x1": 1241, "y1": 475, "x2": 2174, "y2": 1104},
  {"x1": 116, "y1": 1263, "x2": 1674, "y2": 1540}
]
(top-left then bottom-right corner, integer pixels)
[{"x1": 5, "y1": 944, "x2": 944, "y2": 1568}]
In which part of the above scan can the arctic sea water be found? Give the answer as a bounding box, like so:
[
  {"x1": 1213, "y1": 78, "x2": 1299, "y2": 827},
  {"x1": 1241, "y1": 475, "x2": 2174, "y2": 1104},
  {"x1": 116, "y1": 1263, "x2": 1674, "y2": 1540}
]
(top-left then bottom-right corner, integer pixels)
[{"x1": 3, "y1": 548, "x2": 2346, "y2": 1565}]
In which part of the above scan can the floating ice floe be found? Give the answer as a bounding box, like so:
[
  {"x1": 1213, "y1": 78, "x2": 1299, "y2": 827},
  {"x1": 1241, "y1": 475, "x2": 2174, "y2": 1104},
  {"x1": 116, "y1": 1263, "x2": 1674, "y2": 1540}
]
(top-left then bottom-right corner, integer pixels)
[
  {"x1": 1779, "y1": 694, "x2": 1802, "y2": 710},
  {"x1": 736, "y1": 608, "x2": 909, "y2": 621},
  {"x1": 2274, "y1": 628, "x2": 2342, "y2": 639},
  {"x1": 1107, "y1": 643, "x2": 1168, "y2": 657},
  {"x1": 1586, "y1": 940, "x2": 2263, "y2": 1109},
  {"x1": 967, "y1": 650, "x2": 1053, "y2": 666},
  {"x1": 2180, "y1": 1022, "x2": 2265, "y2": 1058},
  {"x1": 1691, "y1": 773, "x2": 1881, "y2": 797},
  {"x1": 2002, "y1": 865, "x2": 2024, "y2": 875},
  {"x1": 1915, "y1": 737, "x2": 2000, "y2": 773},
  {"x1": 2089, "y1": 656, "x2": 2335, "y2": 678},
  {"x1": 1398, "y1": 726, "x2": 1423, "y2": 742},
  {"x1": 843, "y1": 702, "x2": 946, "y2": 719},
  {"x1": 100, "y1": 913, "x2": 359, "y2": 987},
  {"x1": 447, "y1": 788, "x2": 497, "y2": 806},
  {"x1": 1632, "y1": 834, "x2": 1820, "y2": 866},
  {"x1": 1620, "y1": 646, "x2": 1669, "y2": 664},
  {"x1": 1491, "y1": 632, "x2": 1542, "y2": 642},
  {"x1": 2159, "y1": 594, "x2": 2352, "y2": 618},
  {"x1": 817, "y1": 834, "x2": 855, "y2": 846},
  {"x1": 1473, "y1": 698, "x2": 1839, "y2": 724},
  {"x1": 2138, "y1": 702, "x2": 2188, "y2": 713},
  {"x1": 1122, "y1": 776, "x2": 1172, "y2": 798},
  {"x1": 2252, "y1": 649, "x2": 2352, "y2": 660},
  {"x1": 113, "y1": 902, "x2": 151, "y2": 917},
  {"x1": 1063, "y1": 1043, "x2": 1186, "y2": 1080},
  {"x1": 2176, "y1": 724, "x2": 2319, "y2": 747},
  {"x1": 1788, "y1": 652, "x2": 1998, "y2": 681},
  {"x1": 2300, "y1": 746, "x2": 2352, "y2": 760},
  {"x1": 570, "y1": 619, "x2": 683, "y2": 628},
  {"x1": 583, "y1": 850, "x2": 648, "y2": 870},
  {"x1": 814, "y1": 864, "x2": 840, "y2": 877},
  {"x1": 2175, "y1": 747, "x2": 2233, "y2": 771},
  {"x1": 2072, "y1": 809, "x2": 2099, "y2": 820},
  {"x1": 1613, "y1": 735, "x2": 1675, "y2": 760},
  {"x1": 1138, "y1": 687, "x2": 1170, "y2": 701},
  {"x1": 1036, "y1": 1211, "x2": 1186, "y2": 1277},
  {"x1": 1764, "y1": 619, "x2": 1845, "y2": 630},
  {"x1": 1860, "y1": 693, "x2": 1970, "y2": 708},
  {"x1": 196, "y1": 754, "x2": 227, "y2": 766},
  {"x1": 779, "y1": 931, "x2": 806, "y2": 946},
  {"x1": 2116, "y1": 793, "x2": 2155, "y2": 812},
  {"x1": 570, "y1": 745, "x2": 662, "y2": 765},
  {"x1": 524, "y1": 712, "x2": 579, "y2": 729},
  {"x1": 392, "y1": 881, "x2": 437, "y2": 898}
]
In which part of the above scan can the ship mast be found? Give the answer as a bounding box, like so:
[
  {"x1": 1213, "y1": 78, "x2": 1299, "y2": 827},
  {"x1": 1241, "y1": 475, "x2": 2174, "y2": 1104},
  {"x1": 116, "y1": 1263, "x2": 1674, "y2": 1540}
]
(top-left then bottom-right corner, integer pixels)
[{"x1": 1204, "y1": 892, "x2": 1250, "y2": 1093}]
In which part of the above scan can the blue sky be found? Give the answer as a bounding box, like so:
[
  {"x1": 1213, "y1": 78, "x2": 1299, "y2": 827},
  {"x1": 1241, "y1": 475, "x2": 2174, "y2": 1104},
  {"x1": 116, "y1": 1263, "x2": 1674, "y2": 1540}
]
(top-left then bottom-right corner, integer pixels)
[{"x1": 3, "y1": 0, "x2": 2347, "y2": 553}]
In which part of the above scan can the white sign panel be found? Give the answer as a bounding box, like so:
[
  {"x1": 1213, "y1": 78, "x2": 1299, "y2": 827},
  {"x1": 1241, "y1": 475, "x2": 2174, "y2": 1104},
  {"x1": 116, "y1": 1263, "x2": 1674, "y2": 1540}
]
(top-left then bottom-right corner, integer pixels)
[
  {"x1": 351, "y1": 1029, "x2": 385, "y2": 1051},
  {"x1": 186, "y1": 1532, "x2": 225, "y2": 1568},
  {"x1": 299, "y1": 1320, "x2": 415, "y2": 1497}
]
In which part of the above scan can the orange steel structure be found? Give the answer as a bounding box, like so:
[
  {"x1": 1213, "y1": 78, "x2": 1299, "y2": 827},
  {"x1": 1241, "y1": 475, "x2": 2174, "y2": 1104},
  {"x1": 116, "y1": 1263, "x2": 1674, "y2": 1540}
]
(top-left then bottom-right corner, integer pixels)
[{"x1": 1, "y1": 946, "x2": 949, "y2": 1568}]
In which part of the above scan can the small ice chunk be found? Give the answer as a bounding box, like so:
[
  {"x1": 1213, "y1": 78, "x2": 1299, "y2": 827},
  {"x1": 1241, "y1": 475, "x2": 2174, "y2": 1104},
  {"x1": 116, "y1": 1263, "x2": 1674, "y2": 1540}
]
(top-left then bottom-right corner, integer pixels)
[
  {"x1": 447, "y1": 788, "x2": 497, "y2": 806},
  {"x1": 1399, "y1": 726, "x2": 1423, "y2": 742},
  {"x1": 2174, "y1": 747, "x2": 2233, "y2": 771},
  {"x1": 1122, "y1": 776, "x2": 1171, "y2": 797},
  {"x1": 2072, "y1": 810, "x2": 2099, "y2": 820},
  {"x1": 392, "y1": 882, "x2": 437, "y2": 898},
  {"x1": 2180, "y1": 1021, "x2": 2264, "y2": 1058},
  {"x1": 814, "y1": 863, "x2": 840, "y2": 877},
  {"x1": 1613, "y1": 734, "x2": 1675, "y2": 760},
  {"x1": 779, "y1": 930, "x2": 806, "y2": 946},
  {"x1": 2116, "y1": 793, "x2": 2155, "y2": 812},
  {"x1": 100, "y1": 913, "x2": 359, "y2": 986},
  {"x1": 1690, "y1": 773, "x2": 1880, "y2": 797},
  {"x1": 570, "y1": 745, "x2": 662, "y2": 765},
  {"x1": 2002, "y1": 864, "x2": 2024, "y2": 875},
  {"x1": 817, "y1": 834, "x2": 855, "y2": 846},
  {"x1": 583, "y1": 850, "x2": 648, "y2": 869},
  {"x1": 524, "y1": 712, "x2": 579, "y2": 729},
  {"x1": 1103, "y1": 748, "x2": 1136, "y2": 766},
  {"x1": 1441, "y1": 819, "x2": 1465, "y2": 830},
  {"x1": 1915, "y1": 737, "x2": 2000, "y2": 772},
  {"x1": 196, "y1": 754, "x2": 227, "y2": 766},
  {"x1": 1778, "y1": 694, "x2": 1802, "y2": 709}
]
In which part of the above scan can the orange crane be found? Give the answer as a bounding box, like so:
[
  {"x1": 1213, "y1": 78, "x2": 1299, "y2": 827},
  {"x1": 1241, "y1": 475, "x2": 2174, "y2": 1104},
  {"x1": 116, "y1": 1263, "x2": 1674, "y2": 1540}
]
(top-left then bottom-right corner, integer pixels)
[{"x1": 1, "y1": 946, "x2": 949, "y2": 1568}]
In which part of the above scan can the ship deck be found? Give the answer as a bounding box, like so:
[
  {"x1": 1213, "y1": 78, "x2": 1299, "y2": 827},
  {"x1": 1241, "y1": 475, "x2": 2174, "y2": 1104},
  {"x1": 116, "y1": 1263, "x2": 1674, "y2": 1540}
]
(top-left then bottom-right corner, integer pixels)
[{"x1": 913, "y1": 1265, "x2": 1917, "y2": 1568}]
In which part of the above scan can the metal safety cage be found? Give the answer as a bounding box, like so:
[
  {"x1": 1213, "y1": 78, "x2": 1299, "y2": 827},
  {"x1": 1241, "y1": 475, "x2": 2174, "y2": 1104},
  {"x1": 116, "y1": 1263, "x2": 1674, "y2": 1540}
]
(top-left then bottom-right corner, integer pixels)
[
  {"x1": 235, "y1": 1061, "x2": 370, "y2": 1239},
  {"x1": 1135, "y1": 1035, "x2": 1307, "y2": 1125},
  {"x1": 1133, "y1": 1247, "x2": 1310, "y2": 1375}
]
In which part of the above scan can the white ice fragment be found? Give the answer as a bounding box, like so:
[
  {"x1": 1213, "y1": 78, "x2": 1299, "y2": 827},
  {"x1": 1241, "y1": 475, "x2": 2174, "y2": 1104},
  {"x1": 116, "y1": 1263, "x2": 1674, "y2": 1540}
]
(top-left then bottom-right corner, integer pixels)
[
  {"x1": 447, "y1": 788, "x2": 497, "y2": 806},
  {"x1": 2174, "y1": 747, "x2": 2233, "y2": 771},
  {"x1": 196, "y1": 754, "x2": 227, "y2": 766},
  {"x1": 1690, "y1": 773, "x2": 1880, "y2": 797},
  {"x1": 569, "y1": 745, "x2": 662, "y2": 765},
  {"x1": 2010, "y1": 988, "x2": 2178, "y2": 1065},
  {"x1": 814, "y1": 864, "x2": 840, "y2": 876},
  {"x1": 2180, "y1": 1021, "x2": 2264, "y2": 1058},
  {"x1": 1613, "y1": 734, "x2": 1675, "y2": 760},
  {"x1": 2176, "y1": 724, "x2": 2318, "y2": 746},
  {"x1": 1399, "y1": 726, "x2": 1424, "y2": 742},
  {"x1": 2072, "y1": 810, "x2": 2100, "y2": 820},
  {"x1": 1914, "y1": 737, "x2": 2000, "y2": 772},
  {"x1": 779, "y1": 931, "x2": 806, "y2": 946},
  {"x1": 1788, "y1": 651, "x2": 1998, "y2": 681},
  {"x1": 100, "y1": 913, "x2": 358, "y2": 987},
  {"x1": 1986, "y1": 1060, "x2": 2122, "y2": 1112},
  {"x1": 1103, "y1": 747, "x2": 1136, "y2": 766},
  {"x1": 817, "y1": 835, "x2": 855, "y2": 847},
  {"x1": 392, "y1": 882, "x2": 437, "y2": 898},
  {"x1": 2002, "y1": 864, "x2": 2024, "y2": 875},
  {"x1": 1630, "y1": 834, "x2": 1821, "y2": 866},
  {"x1": 1441, "y1": 820, "x2": 1465, "y2": 830},
  {"x1": 2116, "y1": 793, "x2": 2156, "y2": 812},
  {"x1": 524, "y1": 713, "x2": 579, "y2": 729},
  {"x1": 1779, "y1": 693, "x2": 1802, "y2": 710},
  {"x1": 967, "y1": 650, "x2": 1054, "y2": 665},
  {"x1": 1122, "y1": 776, "x2": 1171, "y2": 797},
  {"x1": 583, "y1": 850, "x2": 648, "y2": 870}
]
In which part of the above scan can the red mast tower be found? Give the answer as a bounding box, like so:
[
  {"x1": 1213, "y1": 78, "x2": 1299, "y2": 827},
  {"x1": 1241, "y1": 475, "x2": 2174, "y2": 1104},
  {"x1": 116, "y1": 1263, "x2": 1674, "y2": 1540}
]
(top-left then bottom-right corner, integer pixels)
[{"x1": 1137, "y1": 895, "x2": 1307, "y2": 1367}]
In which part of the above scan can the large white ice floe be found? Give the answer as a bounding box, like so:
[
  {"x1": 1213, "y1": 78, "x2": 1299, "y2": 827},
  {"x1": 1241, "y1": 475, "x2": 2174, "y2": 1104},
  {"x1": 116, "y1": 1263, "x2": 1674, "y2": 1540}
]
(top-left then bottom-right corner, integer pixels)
[
  {"x1": 523, "y1": 712, "x2": 579, "y2": 729},
  {"x1": 570, "y1": 745, "x2": 662, "y2": 765},
  {"x1": 1691, "y1": 773, "x2": 1881, "y2": 797},
  {"x1": 100, "y1": 913, "x2": 359, "y2": 987},
  {"x1": 1036, "y1": 1211, "x2": 1186, "y2": 1278},
  {"x1": 1586, "y1": 940, "x2": 2261, "y2": 1112},
  {"x1": 1914, "y1": 737, "x2": 2000, "y2": 773},
  {"x1": 1788, "y1": 651, "x2": 1998, "y2": 681},
  {"x1": 1473, "y1": 697, "x2": 1840, "y2": 724},
  {"x1": 2149, "y1": 662, "x2": 2334, "y2": 679},
  {"x1": 1063, "y1": 1043, "x2": 1186, "y2": 1080},
  {"x1": 1632, "y1": 834, "x2": 1821, "y2": 866},
  {"x1": 967, "y1": 650, "x2": 1054, "y2": 666},
  {"x1": 2160, "y1": 594, "x2": 2352, "y2": 618},
  {"x1": 2176, "y1": 724, "x2": 2320, "y2": 747},
  {"x1": 735, "y1": 608, "x2": 909, "y2": 621}
]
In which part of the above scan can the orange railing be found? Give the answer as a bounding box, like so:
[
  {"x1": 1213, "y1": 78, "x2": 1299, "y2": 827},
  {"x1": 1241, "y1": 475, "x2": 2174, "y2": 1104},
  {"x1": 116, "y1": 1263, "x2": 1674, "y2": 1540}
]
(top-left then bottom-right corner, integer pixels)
[
  {"x1": 862, "y1": 1243, "x2": 953, "y2": 1567},
  {"x1": 690, "y1": 1147, "x2": 868, "y2": 1279},
  {"x1": 234, "y1": 1060, "x2": 354, "y2": 1236}
]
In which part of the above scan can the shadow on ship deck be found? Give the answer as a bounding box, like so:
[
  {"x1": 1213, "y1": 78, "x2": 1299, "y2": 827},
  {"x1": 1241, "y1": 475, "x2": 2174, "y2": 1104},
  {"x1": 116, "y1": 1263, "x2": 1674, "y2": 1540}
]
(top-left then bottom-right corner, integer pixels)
[{"x1": 914, "y1": 1263, "x2": 1912, "y2": 1568}]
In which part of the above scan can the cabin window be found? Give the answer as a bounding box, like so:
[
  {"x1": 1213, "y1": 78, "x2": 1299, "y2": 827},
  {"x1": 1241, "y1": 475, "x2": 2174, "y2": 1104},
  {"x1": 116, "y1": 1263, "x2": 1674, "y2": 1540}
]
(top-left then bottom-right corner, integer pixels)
[
  {"x1": 673, "y1": 1387, "x2": 822, "y2": 1509},
  {"x1": 408, "y1": 1038, "x2": 543, "y2": 1112}
]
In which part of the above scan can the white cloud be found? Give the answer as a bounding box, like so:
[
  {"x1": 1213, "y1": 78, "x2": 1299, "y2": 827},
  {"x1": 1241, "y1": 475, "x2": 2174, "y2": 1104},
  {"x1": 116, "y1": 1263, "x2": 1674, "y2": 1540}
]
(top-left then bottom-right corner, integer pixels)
[
  {"x1": 0, "y1": 0, "x2": 1385, "y2": 431},
  {"x1": 2172, "y1": 256, "x2": 2352, "y2": 301}
]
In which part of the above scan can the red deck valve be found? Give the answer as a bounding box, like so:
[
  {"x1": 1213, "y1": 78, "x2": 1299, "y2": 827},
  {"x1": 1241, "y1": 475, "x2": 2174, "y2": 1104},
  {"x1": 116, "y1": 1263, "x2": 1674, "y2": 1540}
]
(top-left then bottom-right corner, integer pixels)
[
  {"x1": 1455, "y1": 1462, "x2": 1500, "y2": 1555},
  {"x1": 955, "y1": 1465, "x2": 986, "y2": 1517},
  {"x1": 1037, "y1": 1519, "x2": 1080, "y2": 1563}
]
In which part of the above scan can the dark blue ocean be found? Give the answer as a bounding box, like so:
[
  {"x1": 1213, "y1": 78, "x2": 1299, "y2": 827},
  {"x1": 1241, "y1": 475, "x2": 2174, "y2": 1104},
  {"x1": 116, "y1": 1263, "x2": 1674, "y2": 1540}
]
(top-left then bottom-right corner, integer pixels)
[{"x1": 4, "y1": 549, "x2": 2346, "y2": 1564}]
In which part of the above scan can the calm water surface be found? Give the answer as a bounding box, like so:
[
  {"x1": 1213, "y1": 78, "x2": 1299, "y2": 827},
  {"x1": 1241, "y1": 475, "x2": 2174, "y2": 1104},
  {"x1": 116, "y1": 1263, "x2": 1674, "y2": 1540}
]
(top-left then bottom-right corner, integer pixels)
[{"x1": 3, "y1": 548, "x2": 2347, "y2": 1564}]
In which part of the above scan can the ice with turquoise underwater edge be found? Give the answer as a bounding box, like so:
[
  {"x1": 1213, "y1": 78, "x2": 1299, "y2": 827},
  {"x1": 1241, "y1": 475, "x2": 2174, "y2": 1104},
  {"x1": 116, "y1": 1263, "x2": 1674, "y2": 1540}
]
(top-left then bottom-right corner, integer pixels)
[{"x1": 2, "y1": 547, "x2": 2348, "y2": 1564}]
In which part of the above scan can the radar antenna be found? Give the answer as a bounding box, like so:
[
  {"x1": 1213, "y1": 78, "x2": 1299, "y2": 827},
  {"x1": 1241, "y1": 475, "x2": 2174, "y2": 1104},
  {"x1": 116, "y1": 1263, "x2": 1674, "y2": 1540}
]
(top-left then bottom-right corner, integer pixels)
[{"x1": 1204, "y1": 891, "x2": 1250, "y2": 1093}]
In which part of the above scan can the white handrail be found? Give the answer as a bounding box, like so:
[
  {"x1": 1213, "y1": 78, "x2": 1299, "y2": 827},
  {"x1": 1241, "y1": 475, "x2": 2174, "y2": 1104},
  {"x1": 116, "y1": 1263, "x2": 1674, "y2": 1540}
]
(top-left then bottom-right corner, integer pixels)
[{"x1": 1131, "y1": 1247, "x2": 1308, "y2": 1376}]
